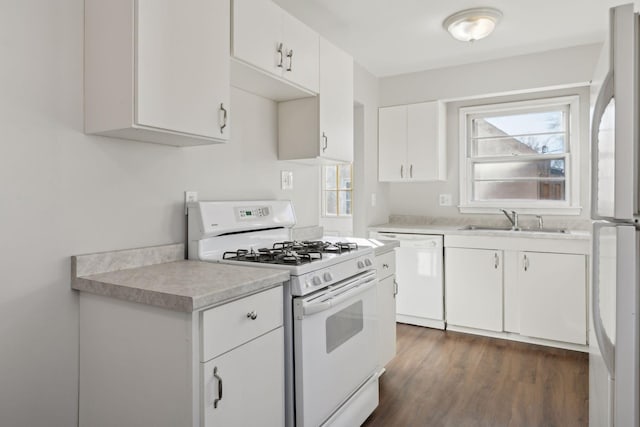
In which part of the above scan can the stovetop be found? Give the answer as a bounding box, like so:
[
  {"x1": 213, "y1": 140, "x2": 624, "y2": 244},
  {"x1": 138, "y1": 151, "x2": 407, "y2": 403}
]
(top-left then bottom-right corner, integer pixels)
[{"x1": 221, "y1": 240, "x2": 360, "y2": 266}]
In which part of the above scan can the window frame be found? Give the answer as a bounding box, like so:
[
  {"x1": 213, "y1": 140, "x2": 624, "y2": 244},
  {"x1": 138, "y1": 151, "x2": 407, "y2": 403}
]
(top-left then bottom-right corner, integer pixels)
[
  {"x1": 458, "y1": 95, "x2": 582, "y2": 215},
  {"x1": 321, "y1": 164, "x2": 353, "y2": 218}
]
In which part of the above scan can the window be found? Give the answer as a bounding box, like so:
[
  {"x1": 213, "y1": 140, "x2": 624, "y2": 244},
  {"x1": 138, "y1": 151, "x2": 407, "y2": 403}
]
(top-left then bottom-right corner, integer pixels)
[
  {"x1": 459, "y1": 96, "x2": 581, "y2": 214},
  {"x1": 322, "y1": 164, "x2": 352, "y2": 217}
]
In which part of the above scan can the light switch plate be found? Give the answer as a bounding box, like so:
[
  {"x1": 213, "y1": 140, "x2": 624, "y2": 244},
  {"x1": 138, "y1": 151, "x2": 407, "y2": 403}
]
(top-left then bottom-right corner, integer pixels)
[
  {"x1": 439, "y1": 194, "x2": 452, "y2": 206},
  {"x1": 281, "y1": 171, "x2": 293, "y2": 190}
]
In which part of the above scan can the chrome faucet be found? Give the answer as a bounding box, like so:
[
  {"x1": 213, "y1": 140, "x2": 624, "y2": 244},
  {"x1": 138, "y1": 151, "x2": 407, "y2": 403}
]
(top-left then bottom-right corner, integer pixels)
[{"x1": 500, "y1": 209, "x2": 519, "y2": 230}]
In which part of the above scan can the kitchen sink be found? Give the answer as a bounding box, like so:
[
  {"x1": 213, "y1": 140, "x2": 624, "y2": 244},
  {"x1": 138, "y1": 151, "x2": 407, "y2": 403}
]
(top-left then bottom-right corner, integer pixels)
[{"x1": 459, "y1": 225, "x2": 569, "y2": 233}]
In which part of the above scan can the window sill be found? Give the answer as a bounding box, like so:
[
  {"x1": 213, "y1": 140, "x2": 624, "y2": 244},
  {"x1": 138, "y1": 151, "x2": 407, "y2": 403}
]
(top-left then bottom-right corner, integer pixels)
[{"x1": 458, "y1": 205, "x2": 583, "y2": 216}]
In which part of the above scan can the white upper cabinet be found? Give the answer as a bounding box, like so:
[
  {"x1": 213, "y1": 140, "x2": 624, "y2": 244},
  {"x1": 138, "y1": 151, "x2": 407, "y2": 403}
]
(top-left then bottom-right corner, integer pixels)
[
  {"x1": 318, "y1": 38, "x2": 354, "y2": 163},
  {"x1": 281, "y1": 12, "x2": 320, "y2": 92},
  {"x1": 231, "y1": 0, "x2": 282, "y2": 77},
  {"x1": 85, "y1": 0, "x2": 230, "y2": 146},
  {"x1": 278, "y1": 38, "x2": 353, "y2": 163},
  {"x1": 232, "y1": 0, "x2": 319, "y2": 100},
  {"x1": 378, "y1": 101, "x2": 446, "y2": 182}
]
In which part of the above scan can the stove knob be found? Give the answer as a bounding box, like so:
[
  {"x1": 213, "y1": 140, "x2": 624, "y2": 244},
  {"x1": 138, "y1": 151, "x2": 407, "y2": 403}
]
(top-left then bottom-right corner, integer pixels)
[
  {"x1": 312, "y1": 276, "x2": 323, "y2": 287},
  {"x1": 323, "y1": 272, "x2": 333, "y2": 282},
  {"x1": 357, "y1": 260, "x2": 365, "y2": 269},
  {"x1": 364, "y1": 258, "x2": 373, "y2": 267}
]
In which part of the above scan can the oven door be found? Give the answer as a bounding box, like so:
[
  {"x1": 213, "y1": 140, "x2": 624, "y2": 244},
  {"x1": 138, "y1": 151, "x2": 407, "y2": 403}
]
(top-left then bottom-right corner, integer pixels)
[{"x1": 293, "y1": 270, "x2": 378, "y2": 427}]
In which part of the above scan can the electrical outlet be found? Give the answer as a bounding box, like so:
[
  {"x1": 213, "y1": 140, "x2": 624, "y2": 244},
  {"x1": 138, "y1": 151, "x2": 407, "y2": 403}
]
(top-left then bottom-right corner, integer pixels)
[
  {"x1": 371, "y1": 193, "x2": 376, "y2": 207},
  {"x1": 439, "y1": 194, "x2": 452, "y2": 206},
  {"x1": 281, "y1": 171, "x2": 293, "y2": 190},
  {"x1": 184, "y1": 191, "x2": 198, "y2": 214}
]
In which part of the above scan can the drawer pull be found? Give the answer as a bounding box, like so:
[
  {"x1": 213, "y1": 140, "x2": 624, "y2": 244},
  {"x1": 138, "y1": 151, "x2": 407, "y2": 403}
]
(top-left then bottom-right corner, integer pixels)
[
  {"x1": 247, "y1": 311, "x2": 258, "y2": 320},
  {"x1": 382, "y1": 263, "x2": 389, "y2": 269},
  {"x1": 213, "y1": 367, "x2": 223, "y2": 408}
]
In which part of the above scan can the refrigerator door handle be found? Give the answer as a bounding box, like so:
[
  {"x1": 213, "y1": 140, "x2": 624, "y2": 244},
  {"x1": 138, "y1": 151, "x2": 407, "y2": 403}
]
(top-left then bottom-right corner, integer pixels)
[
  {"x1": 590, "y1": 71, "x2": 614, "y2": 221},
  {"x1": 592, "y1": 222, "x2": 616, "y2": 378}
]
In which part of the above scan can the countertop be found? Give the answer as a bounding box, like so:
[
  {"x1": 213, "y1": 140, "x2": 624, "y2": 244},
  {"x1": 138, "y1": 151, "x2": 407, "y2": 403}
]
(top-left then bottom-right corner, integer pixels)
[
  {"x1": 325, "y1": 236, "x2": 400, "y2": 256},
  {"x1": 71, "y1": 244, "x2": 289, "y2": 312},
  {"x1": 369, "y1": 223, "x2": 591, "y2": 241}
]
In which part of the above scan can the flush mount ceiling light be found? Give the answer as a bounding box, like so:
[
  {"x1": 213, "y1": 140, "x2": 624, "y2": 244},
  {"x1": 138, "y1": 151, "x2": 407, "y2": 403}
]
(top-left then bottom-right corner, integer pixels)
[{"x1": 443, "y1": 7, "x2": 503, "y2": 42}]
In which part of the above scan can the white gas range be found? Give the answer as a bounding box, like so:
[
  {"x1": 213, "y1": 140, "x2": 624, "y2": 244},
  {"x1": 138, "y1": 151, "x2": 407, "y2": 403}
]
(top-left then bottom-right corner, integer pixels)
[{"x1": 187, "y1": 200, "x2": 380, "y2": 427}]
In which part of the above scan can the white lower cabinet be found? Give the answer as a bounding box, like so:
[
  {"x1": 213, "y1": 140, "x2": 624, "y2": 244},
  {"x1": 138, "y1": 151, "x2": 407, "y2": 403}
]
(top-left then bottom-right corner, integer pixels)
[
  {"x1": 516, "y1": 251, "x2": 587, "y2": 345},
  {"x1": 375, "y1": 251, "x2": 397, "y2": 368},
  {"x1": 202, "y1": 328, "x2": 284, "y2": 427},
  {"x1": 78, "y1": 286, "x2": 284, "y2": 427},
  {"x1": 445, "y1": 248, "x2": 503, "y2": 332},
  {"x1": 444, "y1": 234, "x2": 588, "y2": 349}
]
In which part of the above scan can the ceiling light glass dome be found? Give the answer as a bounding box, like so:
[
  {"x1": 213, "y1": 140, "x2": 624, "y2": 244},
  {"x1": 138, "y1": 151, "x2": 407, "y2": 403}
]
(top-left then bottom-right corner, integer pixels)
[{"x1": 443, "y1": 7, "x2": 503, "y2": 42}]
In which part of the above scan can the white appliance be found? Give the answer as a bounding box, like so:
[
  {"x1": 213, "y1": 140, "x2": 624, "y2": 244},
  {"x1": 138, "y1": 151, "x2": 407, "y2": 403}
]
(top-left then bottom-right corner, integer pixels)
[
  {"x1": 187, "y1": 200, "x2": 380, "y2": 427},
  {"x1": 590, "y1": 4, "x2": 640, "y2": 426},
  {"x1": 369, "y1": 232, "x2": 444, "y2": 329}
]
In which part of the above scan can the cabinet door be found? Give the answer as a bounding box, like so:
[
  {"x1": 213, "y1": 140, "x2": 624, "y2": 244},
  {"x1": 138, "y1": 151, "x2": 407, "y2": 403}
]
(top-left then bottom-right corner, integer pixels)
[
  {"x1": 378, "y1": 106, "x2": 407, "y2": 182},
  {"x1": 282, "y1": 12, "x2": 319, "y2": 92},
  {"x1": 232, "y1": 0, "x2": 282, "y2": 77},
  {"x1": 519, "y1": 252, "x2": 586, "y2": 344},
  {"x1": 378, "y1": 276, "x2": 397, "y2": 368},
  {"x1": 445, "y1": 248, "x2": 503, "y2": 331},
  {"x1": 319, "y1": 38, "x2": 353, "y2": 162},
  {"x1": 136, "y1": 0, "x2": 230, "y2": 139},
  {"x1": 407, "y1": 101, "x2": 446, "y2": 181},
  {"x1": 203, "y1": 328, "x2": 284, "y2": 427}
]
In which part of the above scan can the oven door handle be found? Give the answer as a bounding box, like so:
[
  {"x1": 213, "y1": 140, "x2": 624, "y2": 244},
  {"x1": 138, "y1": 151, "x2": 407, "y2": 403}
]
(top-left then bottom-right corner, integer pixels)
[{"x1": 301, "y1": 277, "x2": 377, "y2": 317}]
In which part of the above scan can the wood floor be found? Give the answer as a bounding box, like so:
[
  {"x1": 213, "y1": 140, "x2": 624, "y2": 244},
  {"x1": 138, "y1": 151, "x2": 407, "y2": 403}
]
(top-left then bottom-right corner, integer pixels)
[{"x1": 363, "y1": 324, "x2": 589, "y2": 427}]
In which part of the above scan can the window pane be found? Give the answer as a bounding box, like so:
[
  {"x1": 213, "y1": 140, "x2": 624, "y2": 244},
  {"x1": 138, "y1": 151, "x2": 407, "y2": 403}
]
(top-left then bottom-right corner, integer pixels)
[
  {"x1": 338, "y1": 191, "x2": 352, "y2": 215},
  {"x1": 473, "y1": 110, "x2": 565, "y2": 138},
  {"x1": 324, "y1": 166, "x2": 337, "y2": 190},
  {"x1": 324, "y1": 191, "x2": 337, "y2": 215},
  {"x1": 474, "y1": 180, "x2": 566, "y2": 201},
  {"x1": 473, "y1": 159, "x2": 565, "y2": 180},
  {"x1": 473, "y1": 134, "x2": 566, "y2": 157},
  {"x1": 338, "y1": 164, "x2": 352, "y2": 189}
]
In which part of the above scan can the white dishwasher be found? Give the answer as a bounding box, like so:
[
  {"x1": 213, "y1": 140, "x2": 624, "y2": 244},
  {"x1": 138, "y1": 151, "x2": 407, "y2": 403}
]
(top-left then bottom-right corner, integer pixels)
[{"x1": 370, "y1": 232, "x2": 445, "y2": 329}]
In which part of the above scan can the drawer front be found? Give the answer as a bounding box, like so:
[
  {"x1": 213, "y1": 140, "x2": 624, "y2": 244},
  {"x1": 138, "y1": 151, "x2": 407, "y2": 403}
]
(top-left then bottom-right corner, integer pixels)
[
  {"x1": 201, "y1": 286, "x2": 283, "y2": 362},
  {"x1": 375, "y1": 251, "x2": 396, "y2": 279}
]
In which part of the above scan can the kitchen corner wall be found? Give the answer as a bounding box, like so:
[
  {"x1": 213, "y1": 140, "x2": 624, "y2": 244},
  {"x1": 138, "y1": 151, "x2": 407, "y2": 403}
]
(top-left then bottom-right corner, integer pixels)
[
  {"x1": 379, "y1": 43, "x2": 601, "y2": 220},
  {"x1": 353, "y1": 63, "x2": 390, "y2": 236},
  {"x1": 0, "y1": 1, "x2": 318, "y2": 426}
]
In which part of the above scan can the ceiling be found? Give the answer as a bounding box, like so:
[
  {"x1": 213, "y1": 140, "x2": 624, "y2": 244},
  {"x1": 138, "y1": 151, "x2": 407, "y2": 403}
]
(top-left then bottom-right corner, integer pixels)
[{"x1": 273, "y1": 0, "x2": 630, "y2": 77}]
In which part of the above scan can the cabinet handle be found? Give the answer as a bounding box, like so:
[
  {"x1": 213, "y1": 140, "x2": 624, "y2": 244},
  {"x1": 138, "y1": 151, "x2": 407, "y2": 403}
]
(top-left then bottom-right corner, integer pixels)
[
  {"x1": 322, "y1": 132, "x2": 328, "y2": 152},
  {"x1": 409, "y1": 164, "x2": 413, "y2": 178},
  {"x1": 286, "y1": 49, "x2": 293, "y2": 71},
  {"x1": 276, "y1": 43, "x2": 284, "y2": 68},
  {"x1": 393, "y1": 279, "x2": 398, "y2": 297},
  {"x1": 247, "y1": 311, "x2": 258, "y2": 320},
  {"x1": 382, "y1": 263, "x2": 389, "y2": 269},
  {"x1": 494, "y1": 252, "x2": 499, "y2": 269},
  {"x1": 219, "y1": 103, "x2": 227, "y2": 133},
  {"x1": 213, "y1": 367, "x2": 223, "y2": 408},
  {"x1": 400, "y1": 165, "x2": 404, "y2": 178},
  {"x1": 523, "y1": 254, "x2": 529, "y2": 272}
]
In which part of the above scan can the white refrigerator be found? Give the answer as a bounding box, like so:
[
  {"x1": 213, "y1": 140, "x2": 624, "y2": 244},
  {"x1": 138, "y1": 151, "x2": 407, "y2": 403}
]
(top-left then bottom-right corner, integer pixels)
[{"x1": 590, "y1": 3, "x2": 640, "y2": 426}]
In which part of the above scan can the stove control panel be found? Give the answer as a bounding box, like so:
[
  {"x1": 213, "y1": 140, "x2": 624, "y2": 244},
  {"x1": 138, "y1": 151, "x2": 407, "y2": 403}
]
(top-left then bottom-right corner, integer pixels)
[
  {"x1": 237, "y1": 206, "x2": 271, "y2": 220},
  {"x1": 290, "y1": 249, "x2": 376, "y2": 296}
]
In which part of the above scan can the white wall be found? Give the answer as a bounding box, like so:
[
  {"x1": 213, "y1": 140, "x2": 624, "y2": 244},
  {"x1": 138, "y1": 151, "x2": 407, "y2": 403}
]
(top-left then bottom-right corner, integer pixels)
[
  {"x1": 0, "y1": 1, "x2": 318, "y2": 425},
  {"x1": 353, "y1": 63, "x2": 390, "y2": 235},
  {"x1": 379, "y1": 44, "x2": 601, "y2": 220}
]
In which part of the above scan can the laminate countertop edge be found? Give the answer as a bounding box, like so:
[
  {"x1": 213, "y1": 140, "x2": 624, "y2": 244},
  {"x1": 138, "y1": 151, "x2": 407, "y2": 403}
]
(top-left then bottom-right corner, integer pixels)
[{"x1": 71, "y1": 244, "x2": 289, "y2": 312}]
